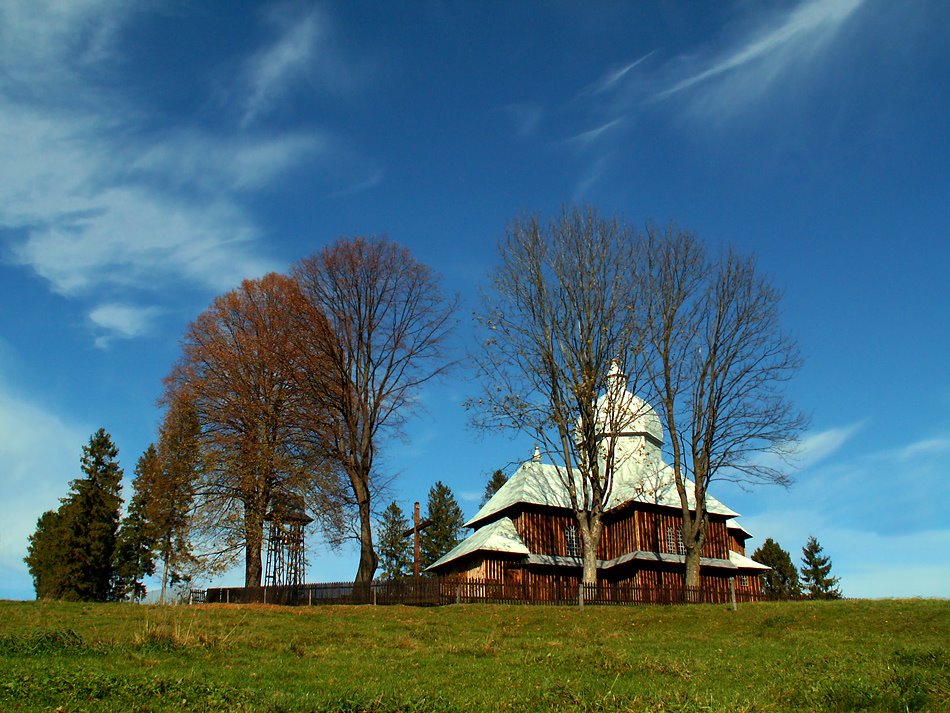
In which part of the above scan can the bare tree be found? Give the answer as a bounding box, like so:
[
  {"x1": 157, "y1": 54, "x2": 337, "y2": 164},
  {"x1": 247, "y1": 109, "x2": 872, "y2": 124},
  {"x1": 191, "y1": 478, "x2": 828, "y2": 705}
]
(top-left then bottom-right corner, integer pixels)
[
  {"x1": 164, "y1": 273, "x2": 331, "y2": 587},
  {"x1": 643, "y1": 225, "x2": 805, "y2": 593},
  {"x1": 471, "y1": 207, "x2": 648, "y2": 585},
  {"x1": 292, "y1": 237, "x2": 457, "y2": 586}
]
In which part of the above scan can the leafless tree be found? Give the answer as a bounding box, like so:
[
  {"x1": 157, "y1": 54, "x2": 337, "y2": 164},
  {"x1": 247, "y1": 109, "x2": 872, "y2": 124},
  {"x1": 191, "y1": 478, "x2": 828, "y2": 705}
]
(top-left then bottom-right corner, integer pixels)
[
  {"x1": 292, "y1": 237, "x2": 457, "y2": 586},
  {"x1": 471, "y1": 207, "x2": 648, "y2": 586},
  {"x1": 642, "y1": 224, "x2": 806, "y2": 593}
]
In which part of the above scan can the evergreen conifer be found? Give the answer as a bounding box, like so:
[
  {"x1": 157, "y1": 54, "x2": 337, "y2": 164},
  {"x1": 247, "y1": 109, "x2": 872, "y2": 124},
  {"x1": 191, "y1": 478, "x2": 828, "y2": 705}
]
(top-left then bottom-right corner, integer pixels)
[
  {"x1": 25, "y1": 429, "x2": 124, "y2": 601},
  {"x1": 800, "y1": 535, "x2": 841, "y2": 599},
  {"x1": 751, "y1": 537, "x2": 801, "y2": 599},
  {"x1": 420, "y1": 481, "x2": 464, "y2": 569},
  {"x1": 113, "y1": 446, "x2": 160, "y2": 601},
  {"x1": 376, "y1": 501, "x2": 412, "y2": 580},
  {"x1": 481, "y1": 469, "x2": 508, "y2": 506}
]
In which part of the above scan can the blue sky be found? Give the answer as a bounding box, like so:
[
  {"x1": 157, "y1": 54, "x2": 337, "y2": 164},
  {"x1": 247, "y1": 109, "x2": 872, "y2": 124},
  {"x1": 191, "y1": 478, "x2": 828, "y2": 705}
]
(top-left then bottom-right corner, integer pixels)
[{"x1": 1, "y1": 0, "x2": 947, "y2": 600}]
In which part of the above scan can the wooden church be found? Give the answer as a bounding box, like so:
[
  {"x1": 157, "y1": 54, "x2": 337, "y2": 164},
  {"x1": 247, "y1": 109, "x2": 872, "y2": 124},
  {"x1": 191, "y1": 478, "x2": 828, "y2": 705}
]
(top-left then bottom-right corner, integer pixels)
[{"x1": 427, "y1": 364, "x2": 768, "y2": 599}]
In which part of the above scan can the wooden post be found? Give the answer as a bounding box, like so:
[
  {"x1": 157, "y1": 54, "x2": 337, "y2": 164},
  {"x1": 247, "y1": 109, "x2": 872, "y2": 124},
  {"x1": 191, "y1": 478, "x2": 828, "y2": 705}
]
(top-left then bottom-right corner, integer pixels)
[
  {"x1": 413, "y1": 502, "x2": 422, "y2": 578},
  {"x1": 456, "y1": 584, "x2": 461, "y2": 605},
  {"x1": 578, "y1": 582, "x2": 584, "y2": 611},
  {"x1": 729, "y1": 578, "x2": 737, "y2": 611}
]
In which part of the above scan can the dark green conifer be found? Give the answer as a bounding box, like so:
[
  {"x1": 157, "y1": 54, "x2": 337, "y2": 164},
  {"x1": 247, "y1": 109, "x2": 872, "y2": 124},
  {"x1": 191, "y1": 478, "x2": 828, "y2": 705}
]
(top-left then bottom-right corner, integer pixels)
[
  {"x1": 800, "y1": 535, "x2": 842, "y2": 600},
  {"x1": 420, "y1": 481, "x2": 465, "y2": 569},
  {"x1": 481, "y1": 469, "x2": 508, "y2": 506},
  {"x1": 376, "y1": 501, "x2": 412, "y2": 580},
  {"x1": 113, "y1": 446, "x2": 160, "y2": 601},
  {"x1": 751, "y1": 537, "x2": 801, "y2": 599},
  {"x1": 25, "y1": 429, "x2": 124, "y2": 601}
]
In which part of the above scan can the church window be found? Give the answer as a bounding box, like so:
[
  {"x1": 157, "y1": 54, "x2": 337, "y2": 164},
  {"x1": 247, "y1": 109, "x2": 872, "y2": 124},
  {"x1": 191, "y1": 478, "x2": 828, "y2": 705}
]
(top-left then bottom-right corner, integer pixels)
[
  {"x1": 739, "y1": 575, "x2": 749, "y2": 587},
  {"x1": 665, "y1": 526, "x2": 685, "y2": 555},
  {"x1": 565, "y1": 525, "x2": 581, "y2": 558}
]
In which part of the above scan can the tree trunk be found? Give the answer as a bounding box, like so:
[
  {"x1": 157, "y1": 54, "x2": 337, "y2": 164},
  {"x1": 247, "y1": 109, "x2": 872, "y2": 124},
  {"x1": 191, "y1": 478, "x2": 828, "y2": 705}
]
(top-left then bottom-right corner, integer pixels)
[
  {"x1": 353, "y1": 480, "x2": 378, "y2": 588},
  {"x1": 684, "y1": 546, "x2": 701, "y2": 594},
  {"x1": 580, "y1": 517, "x2": 602, "y2": 586},
  {"x1": 683, "y1": 515, "x2": 706, "y2": 599},
  {"x1": 160, "y1": 550, "x2": 169, "y2": 605},
  {"x1": 245, "y1": 506, "x2": 264, "y2": 588}
]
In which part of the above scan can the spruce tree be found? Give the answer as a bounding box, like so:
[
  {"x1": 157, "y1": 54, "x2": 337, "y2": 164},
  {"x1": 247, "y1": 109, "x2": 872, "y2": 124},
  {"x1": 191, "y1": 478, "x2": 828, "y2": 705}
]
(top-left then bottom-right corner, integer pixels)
[
  {"x1": 376, "y1": 501, "x2": 412, "y2": 580},
  {"x1": 113, "y1": 446, "x2": 160, "y2": 601},
  {"x1": 74, "y1": 429, "x2": 125, "y2": 600},
  {"x1": 152, "y1": 398, "x2": 201, "y2": 602},
  {"x1": 420, "y1": 481, "x2": 465, "y2": 569},
  {"x1": 751, "y1": 537, "x2": 801, "y2": 599},
  {"x1": 800, "y1": 535, "x2": 841, "y2": 600},
  {"x1": 25, "y1": 429, "x2": 124, "y2": 601},
  {"x1": 24, "y1": 509, "x2": 71, "y2": 599},
  {"x1": 481, "y1": 469, "x2": 508, "y2": 506}
]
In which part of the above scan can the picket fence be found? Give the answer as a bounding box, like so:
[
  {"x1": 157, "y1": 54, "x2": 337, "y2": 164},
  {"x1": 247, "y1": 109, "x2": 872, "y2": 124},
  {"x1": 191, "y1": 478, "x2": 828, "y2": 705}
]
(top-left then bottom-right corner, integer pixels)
[{"x1": 190, "y1": 577, "x2": 761, "y2": 607}]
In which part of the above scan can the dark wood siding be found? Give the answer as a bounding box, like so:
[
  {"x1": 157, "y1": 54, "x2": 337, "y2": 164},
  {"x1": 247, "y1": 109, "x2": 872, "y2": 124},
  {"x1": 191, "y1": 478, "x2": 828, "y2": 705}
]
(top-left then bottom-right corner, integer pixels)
[
  {"x1": 602, "y1": 506, "x2": 731, "y2": 559},
  {"x1": 516, "y1": 507, "x2": 577, "y2": 556}
]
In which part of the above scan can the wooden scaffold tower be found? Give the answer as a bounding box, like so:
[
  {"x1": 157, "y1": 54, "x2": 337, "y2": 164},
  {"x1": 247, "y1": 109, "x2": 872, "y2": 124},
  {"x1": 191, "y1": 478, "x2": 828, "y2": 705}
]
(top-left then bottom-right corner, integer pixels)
[{"x1": 264, "y1": 495, "x2": 313, "y2": 588}]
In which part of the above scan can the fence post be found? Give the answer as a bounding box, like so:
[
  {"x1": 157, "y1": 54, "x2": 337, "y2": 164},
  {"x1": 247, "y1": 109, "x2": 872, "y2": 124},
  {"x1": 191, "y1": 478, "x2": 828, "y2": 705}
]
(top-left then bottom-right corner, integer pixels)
[
  {"x1": 578, "y1": 582, "x2": 584, "y2": 611},
  {"x1": 729, "y1": 578, "x2": 737, "y2": 611},
  {"x1": 456, "y1": 585, "x2": 461, "y2": 605},
  {"x1": 373, "y1": 587, "x2": 377, "y2": 606}
]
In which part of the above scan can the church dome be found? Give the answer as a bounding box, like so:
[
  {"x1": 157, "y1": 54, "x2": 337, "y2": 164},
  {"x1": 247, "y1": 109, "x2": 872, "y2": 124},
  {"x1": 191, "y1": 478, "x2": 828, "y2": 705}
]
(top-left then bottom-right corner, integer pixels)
[{"x1": 595, "y1": 361, "x2": 663, "y2": 445}]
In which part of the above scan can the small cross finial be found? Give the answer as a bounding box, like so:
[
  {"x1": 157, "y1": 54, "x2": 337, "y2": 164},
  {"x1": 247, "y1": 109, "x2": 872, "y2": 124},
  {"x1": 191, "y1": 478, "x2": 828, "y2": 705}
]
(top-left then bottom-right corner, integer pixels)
[{"x1": 532, "y1": 444, "x2": 542, "y2": 463}]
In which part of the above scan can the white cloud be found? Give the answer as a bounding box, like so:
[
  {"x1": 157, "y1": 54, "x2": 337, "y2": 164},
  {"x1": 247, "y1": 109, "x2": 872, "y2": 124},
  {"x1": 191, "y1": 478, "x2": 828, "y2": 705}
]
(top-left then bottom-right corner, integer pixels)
[
  {"x1": 892, "y1": 437, "x2": 950, "y2": 461},
  {"x1": 0, "y1": 2, "x2": 327, "y2": 333},
  {"x1": 566, "y1": 118, "x2": 624, "y2": 148},
  {"x1": 656, "y1": 0, "x2": 864, "y2": 117},
  {"x1": 11, "y1": 185, "x2": 276, "y2": 296},
  {"x1": 239, "y1": 5, "x2": 363, "y2": 128},
  {"x1": 131, "y1": 129, "x2": 330, "y2": 193},
  {"x1": 0, "y1": 381, "x2": 90, "y2": 599},
  {"x1": 0, "y1": 0, "x2": 130, "y2": 92},
  {"x1": 580, "y1": 51, "x2": 656, "y2": 97},
  {"x1": 89, "y1": 303, "x2": 165, "y2": 348},
  {"x1": 791, "y1": 421, "x2": 865, "y2": 468},
  {"x1": 242, "y1": 9, "x2": 320, "y2": 127}
]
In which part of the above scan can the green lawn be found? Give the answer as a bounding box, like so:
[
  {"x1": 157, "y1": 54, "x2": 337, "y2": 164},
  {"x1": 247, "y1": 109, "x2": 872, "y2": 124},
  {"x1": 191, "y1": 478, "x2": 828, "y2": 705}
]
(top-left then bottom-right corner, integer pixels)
[{"x1": 0, "y1": 598, "x2": 946, "y2": 712}]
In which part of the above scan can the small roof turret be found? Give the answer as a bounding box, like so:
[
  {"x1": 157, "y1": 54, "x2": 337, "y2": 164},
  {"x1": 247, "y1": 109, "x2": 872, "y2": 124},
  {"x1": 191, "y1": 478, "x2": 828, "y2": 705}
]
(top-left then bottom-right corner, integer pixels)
[{"x1": 595, "y1": 361, "x2": 663, "y2": 445}]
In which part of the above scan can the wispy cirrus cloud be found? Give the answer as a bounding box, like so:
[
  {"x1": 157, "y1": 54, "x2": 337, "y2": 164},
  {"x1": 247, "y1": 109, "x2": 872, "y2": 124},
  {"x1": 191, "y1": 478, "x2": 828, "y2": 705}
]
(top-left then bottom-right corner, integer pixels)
[
  {"x1": 240, "y1": 4, "x2": 366, "y2": 128},
  {"x1": 556, "y1": 0, "x2": 865, "y2": 195},
  {"x1": 0, "y1": 1, "x2": 377, "y2": 347},
  {"x1": 789, "y1": 421, "x2": 865, "y2": 469},
  {"x1": 654, "y1": 0, "x2": 865, "y2": 118},
  {"x1": 579, "y1": 51, "x2": 655, "y2": 98},
  {"x1": 241, "y1": 7, "x2": 321, "y2": 127},
  {"x1": 89, "y1": 303, "x2": 165, "y2": 348}
]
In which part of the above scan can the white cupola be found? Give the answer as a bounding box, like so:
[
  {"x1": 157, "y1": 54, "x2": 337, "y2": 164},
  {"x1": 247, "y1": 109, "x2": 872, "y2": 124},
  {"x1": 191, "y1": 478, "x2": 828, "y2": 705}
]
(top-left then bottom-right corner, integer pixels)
[{"x1": 593, "y1": 360, "x2": 663, "y2": 466}]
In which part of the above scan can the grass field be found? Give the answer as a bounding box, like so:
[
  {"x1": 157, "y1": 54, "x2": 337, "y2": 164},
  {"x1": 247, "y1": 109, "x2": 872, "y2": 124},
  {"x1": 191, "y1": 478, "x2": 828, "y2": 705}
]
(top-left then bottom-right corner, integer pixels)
[{"x1": 0, "y1": 598, "x2": 946, "y2": 712}]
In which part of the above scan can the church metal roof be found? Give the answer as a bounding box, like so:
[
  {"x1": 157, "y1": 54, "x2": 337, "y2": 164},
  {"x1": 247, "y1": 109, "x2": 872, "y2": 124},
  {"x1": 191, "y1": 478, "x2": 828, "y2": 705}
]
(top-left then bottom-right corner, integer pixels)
[
  {"x1": 465, "y1": 457, "x2": 739, "y2": 530},
  {"x1": 426, "y1": 516, "x2": 529, "y2": 571}
]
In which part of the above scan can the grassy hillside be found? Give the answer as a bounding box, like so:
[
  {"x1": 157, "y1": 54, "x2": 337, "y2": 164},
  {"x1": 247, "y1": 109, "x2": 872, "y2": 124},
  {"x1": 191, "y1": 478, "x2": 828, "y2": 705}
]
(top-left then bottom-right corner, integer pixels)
[{"x1": 0, "y1": 598, "x2": 946, "y2": 712}]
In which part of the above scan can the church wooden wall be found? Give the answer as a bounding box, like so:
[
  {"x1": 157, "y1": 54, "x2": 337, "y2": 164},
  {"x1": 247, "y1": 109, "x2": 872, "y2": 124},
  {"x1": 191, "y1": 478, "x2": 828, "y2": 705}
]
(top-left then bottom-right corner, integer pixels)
[
  {"x1": 513, "y1": 505, "x2": 731, "y2": 561},
  {"x1": 601, "y1": 507, "x2": 732, "y2": 560},
  {"x1": 513, "y1": 508, "x2": 577, "y2": 556}
]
